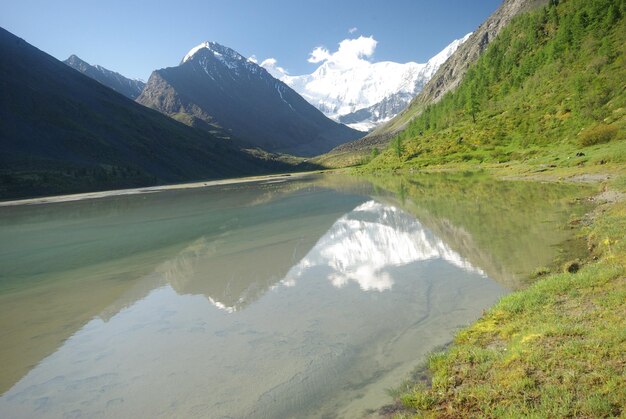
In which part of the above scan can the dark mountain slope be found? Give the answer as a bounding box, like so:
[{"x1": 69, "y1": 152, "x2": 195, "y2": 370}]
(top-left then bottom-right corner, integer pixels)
[
  {"x1": 64, "y1": 54, "x2": 145, "y2": 100},
  {"x1": 136, "y1": 42, "x2": 363, "y2": 157},
  {"x1": 0, "y1": 28, "x2": 299, "y2": 200}
]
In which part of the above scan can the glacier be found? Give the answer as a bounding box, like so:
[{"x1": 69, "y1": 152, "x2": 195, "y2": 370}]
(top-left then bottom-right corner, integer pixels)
[{"x1": 261, "y1": 34, "x2": 471, "y2": 131}]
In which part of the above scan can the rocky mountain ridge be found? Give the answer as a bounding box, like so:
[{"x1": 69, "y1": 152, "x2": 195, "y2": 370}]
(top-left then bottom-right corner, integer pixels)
[
  {"x1": 137, "y1": 42, "x2": 363, "y2": 156},
  {"x1": 0, "y1": 28, "x2": 299, "y2": 199},
  {"x1": 64, "y1": 55, "x2": 145, "y2": 99}
]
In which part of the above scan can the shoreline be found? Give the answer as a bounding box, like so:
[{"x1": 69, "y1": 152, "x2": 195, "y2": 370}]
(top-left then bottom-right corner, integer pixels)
[
  {"x1": 0, "y1": 171, "x2": 324, "y2": 207},
  {"x1": 378, "y1": 163, "x2": 625, "y2": 417}
]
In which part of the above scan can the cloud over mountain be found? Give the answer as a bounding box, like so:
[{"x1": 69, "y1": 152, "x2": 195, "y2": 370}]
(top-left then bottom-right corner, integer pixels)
[{"x1": 257, "y1": 34, "x2": 470, "y2": 131}]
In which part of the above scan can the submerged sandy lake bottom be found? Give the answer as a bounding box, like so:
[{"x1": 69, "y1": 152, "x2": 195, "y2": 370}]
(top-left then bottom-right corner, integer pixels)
[{"x1": 0, "y1": 173, "x2": 586, "y2": 418}]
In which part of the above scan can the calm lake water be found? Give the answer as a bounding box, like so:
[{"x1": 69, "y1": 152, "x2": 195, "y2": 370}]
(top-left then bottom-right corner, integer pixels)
[{"x1": 0, "y1": 173, "x2": 588, "y2": 418}]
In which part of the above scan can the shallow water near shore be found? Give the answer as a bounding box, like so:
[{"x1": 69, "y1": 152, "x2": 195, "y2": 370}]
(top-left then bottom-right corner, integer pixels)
[{"x1": 0, "y1": 173, "x2": 588, "y2": 418}]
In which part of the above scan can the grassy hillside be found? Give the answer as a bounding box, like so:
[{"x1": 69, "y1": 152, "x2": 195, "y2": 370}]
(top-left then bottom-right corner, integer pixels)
[
  {"x1": 365, "y1": 0, "x2": 625, "y2": 170},
  {"x1": 357, "y1": 0, "x2": 626, "y2": 416}
]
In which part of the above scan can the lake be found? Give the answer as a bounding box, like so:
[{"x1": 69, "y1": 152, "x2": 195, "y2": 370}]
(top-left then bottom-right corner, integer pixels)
[{"x1": 0, "y1": 173, "x2": 588, "y2": 418}]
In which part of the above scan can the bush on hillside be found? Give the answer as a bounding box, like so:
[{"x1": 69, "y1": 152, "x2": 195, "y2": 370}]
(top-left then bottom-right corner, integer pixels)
[{"x1": 578, "y1": 123, "x2": 618, "y2": 146}]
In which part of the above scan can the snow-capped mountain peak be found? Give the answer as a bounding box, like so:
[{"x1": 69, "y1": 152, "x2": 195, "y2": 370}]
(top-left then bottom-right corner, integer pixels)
[
  {"x1": 138, "y1": 40, "x2": 362, "y2": 157},
  {"x1": 182, "y1": 41, "x2": 211, "y2": 63},
  {"x1": 182, "y1": 41, "x2": 223, "y2": 63},
  {"x1": 260, "y1": 34, "x2": 471, "y2": 131},
  {"x1": 181, "y1": 41, "x2": 247, "y2": 65}
]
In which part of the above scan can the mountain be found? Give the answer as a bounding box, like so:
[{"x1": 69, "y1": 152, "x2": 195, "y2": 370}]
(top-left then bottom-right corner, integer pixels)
[
  {"x1": 264, "y1": 35, "x2": 470, "y2": 132},
  {"x1": 363, "y1": 0, "x2": 624, "y2": 168},
  {"x1": 136, "y1": 42, "x2": 364, "y2": 157},
  {"x1": 371, "y1": 0, "x2": 549, "y2": 137},
  {"x1": 284, "y1": 200, "x2": 484, "y2": 292},
  {"x1": 0, "y1": 27, "x2": 302, "y2": 200},
  {"x1": 325, "y1": 0, "x2": 550, "y2": 161},
  {"x1": 374, "y1": 0, "x2": 625, "y2": 415},
  {"x1": 64, "y1": 54, "x2": 145, "y2": 99}
]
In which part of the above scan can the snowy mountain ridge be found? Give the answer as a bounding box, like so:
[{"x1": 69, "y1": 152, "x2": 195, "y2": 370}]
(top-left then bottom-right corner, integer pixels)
[{"x1": 261, "y1": 34, "x2": 471, "y2": 131}]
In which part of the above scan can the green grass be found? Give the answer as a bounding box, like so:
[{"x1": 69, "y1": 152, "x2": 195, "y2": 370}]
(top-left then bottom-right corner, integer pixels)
[
  {"x1": 395, "y1": 186, "x2": 625, "y2": 417},
  {"x1": 362, "y1": 0, "x2": 625, "y2": 172},
  {"x1": 361, "y1": 166, "x2": 625, "y2": 417},
  {"x1": 358, "y1": 2, "x2": 626, "y2": 414}
]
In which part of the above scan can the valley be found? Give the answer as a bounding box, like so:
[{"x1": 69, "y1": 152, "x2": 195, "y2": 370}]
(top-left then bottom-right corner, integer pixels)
[{"x1": 0, "y1": 0, "x2": 624, "y2": 417}]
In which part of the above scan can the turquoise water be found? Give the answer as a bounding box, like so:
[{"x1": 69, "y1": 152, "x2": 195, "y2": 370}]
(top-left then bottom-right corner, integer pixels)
[{"x1": 0, "y1": 174, "x2": 584, "y2": 418}]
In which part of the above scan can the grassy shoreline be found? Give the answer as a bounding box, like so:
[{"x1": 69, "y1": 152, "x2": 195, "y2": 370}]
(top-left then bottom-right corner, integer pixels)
[
  {"x1": 372, "y1": 163, "x2": 625, "y2": 417},
  {"x1": 352, "y1": 0, "x2": 626, "y2": 414}
]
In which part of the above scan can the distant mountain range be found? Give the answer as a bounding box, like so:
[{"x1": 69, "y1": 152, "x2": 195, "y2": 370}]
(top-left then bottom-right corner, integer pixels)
[
  {"x1": 0, "y1": 28, "x2": 302, "y2": 200},
  {"x1": 136, "y1": 42, "x2": 364, "y2": 156},
  {"x1": 64, "y1": 55, "x2": 145, "y2": 99},
  {"x1": 263, "y1": 35, "x2": 470, "y2": 131},
  {"x1": 58, "y1": 36, "x2": 470, "y2": 155},
  {"x1": 0, "y1": 2, "x2": 542, "y2": 200}
]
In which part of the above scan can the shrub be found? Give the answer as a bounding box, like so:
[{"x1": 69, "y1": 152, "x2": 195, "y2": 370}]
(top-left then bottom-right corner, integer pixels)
[{"x1": 578, "y1": 124, "x2": 618, "y2": 146}]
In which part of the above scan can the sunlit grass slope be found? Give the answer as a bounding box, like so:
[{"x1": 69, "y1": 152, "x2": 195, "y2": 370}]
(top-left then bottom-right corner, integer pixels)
[{"x1": 364, "y1": 0, "x2": 625, "y2": 170}]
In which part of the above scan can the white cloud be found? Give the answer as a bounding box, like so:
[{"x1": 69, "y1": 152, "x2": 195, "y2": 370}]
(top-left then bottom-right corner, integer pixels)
[
  {"x1": 259, "y1": 35, "x2": 378, "y2": 78},
  {"x1": 307, "y1": 46, "x2": 331, "y2": 63},
  {"x1": 259, "y1": 57, "x2": 289, "y2": 78},
  {"x1": 348, "y1": 27, "x2": 358, "y2": 34},
  {"x1": 312, "y1": 36, "x2": 377, "y2": 69},
  {"x1": 247, "y1": 55, "x2": 258, "y2": 64}
]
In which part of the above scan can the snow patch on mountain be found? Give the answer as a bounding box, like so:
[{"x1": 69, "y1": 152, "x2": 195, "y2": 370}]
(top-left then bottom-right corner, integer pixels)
[
  {"x1": 259, "y1": 34, "x2": 471, "y2": 131},
  {"x1": 182, "y1": 41, "x2": 249, "y2": 68},
  {"x1": 182, "y1": 42, "x2": 213, "y2": 63}
]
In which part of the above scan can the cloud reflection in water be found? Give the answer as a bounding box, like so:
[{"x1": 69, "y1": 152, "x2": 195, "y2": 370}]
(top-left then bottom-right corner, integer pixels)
[{"x1": 283, "y1": 201, "x2": 485, "y2": 292}]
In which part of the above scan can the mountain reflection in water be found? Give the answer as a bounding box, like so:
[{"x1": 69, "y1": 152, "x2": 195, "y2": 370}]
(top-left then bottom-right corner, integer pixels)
[
  {"x1": 0, "y1": 193, "x2": 502, "y2": 419},
  {"x1": 0, "y1": 173, "x2": 587, "y2": 418},
  {"x1": 284, "y1": 200, "x2": 484, "y2": 292},
  {"x1": 145, "y1": 200, "x2": 485, "y2": 316}
]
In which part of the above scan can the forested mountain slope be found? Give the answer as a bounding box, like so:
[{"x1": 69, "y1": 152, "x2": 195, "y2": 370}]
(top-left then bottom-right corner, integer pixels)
[
  {"x1": 324, "y1": 0, "x2": 549, "y2": 163},
  {"x1": 367, "y1": 0, "x2": 625, "y2": 169}
]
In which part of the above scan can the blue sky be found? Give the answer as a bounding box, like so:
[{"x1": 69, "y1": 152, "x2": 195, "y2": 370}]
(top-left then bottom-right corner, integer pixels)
[{"x1": 1, "y1": 0, "x2": 502, "y2": 81}]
